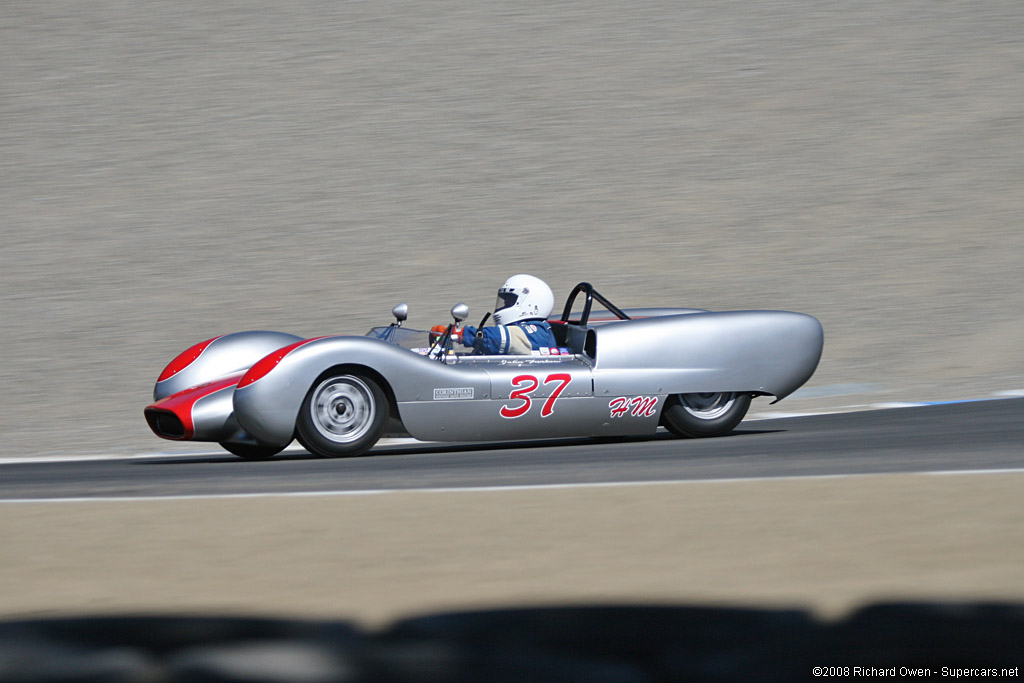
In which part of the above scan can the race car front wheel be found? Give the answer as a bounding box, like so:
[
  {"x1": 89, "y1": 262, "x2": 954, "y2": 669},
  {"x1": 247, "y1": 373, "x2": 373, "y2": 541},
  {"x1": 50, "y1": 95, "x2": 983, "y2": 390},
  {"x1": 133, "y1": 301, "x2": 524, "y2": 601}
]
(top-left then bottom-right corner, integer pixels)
[
  {"x1": 296, "y1": 371, "x2": 387, "y2": 457},
  {"x1": 662, "y1": 392, "x2": 751, "y2": 438}
]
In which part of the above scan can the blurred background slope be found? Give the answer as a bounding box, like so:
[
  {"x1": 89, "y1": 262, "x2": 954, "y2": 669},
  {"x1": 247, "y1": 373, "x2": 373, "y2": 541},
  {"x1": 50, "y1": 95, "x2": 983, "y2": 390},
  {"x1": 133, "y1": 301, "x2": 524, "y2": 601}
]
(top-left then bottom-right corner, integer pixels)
[{"x1": 2, "y1": 1, "x2": 1021, "y2": 457}]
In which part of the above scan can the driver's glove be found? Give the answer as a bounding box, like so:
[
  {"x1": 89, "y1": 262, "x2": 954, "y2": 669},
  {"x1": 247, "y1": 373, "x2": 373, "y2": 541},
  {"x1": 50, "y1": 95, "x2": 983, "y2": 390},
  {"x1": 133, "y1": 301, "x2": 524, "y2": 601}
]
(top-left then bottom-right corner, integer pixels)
[{"x1": 429, "y1": 324, "x2": 463, "y2": 344}]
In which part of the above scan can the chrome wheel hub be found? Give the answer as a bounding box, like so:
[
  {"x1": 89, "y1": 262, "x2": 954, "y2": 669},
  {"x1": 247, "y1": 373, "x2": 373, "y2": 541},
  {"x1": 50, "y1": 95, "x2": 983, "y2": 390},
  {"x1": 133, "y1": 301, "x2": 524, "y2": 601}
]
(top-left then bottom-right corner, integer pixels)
[
  {"x1": 310, "y1": 376, "x2": 375, "y2": 443},
  {"x1": 680, "y1": 392, "x2": 736, "y2": 420}
]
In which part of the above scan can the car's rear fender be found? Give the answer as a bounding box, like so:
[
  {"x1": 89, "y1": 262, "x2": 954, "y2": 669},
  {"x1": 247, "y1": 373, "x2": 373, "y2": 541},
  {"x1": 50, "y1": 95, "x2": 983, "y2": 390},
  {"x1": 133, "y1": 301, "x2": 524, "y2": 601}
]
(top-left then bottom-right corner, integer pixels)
[{"x1": 591, "y1": 311, "x2": 823, "y2": 401}]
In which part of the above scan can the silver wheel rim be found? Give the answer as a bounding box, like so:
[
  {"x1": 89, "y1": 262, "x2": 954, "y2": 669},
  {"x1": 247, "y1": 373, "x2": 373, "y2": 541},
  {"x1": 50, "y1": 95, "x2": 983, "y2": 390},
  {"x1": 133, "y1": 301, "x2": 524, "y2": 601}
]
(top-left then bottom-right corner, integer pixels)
[
  {"x1": 310, "y1": 376, "x2": 376, "y2": 443},
  {"x1": 680, "y1": 392, "x2": 736, "y2": 420}
]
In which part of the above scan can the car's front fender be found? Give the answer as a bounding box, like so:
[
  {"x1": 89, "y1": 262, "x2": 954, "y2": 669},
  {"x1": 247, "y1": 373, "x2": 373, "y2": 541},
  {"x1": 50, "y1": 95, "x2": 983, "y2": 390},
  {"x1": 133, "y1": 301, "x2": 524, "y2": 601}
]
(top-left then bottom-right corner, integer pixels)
[
  {"x1": 231, "y1": 336, "x2": 492, "y2": 447},
  {"x1": 154, "y1": 331, "x2": 303, "y2": 401}
]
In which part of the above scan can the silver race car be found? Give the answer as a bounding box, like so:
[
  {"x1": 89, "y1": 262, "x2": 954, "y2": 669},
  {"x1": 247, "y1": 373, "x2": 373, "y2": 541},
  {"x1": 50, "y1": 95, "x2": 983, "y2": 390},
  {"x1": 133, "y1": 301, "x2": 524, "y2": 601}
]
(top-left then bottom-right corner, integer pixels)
[{"x1": 144, "y1": 283, "x2": 823, "y2": 460}]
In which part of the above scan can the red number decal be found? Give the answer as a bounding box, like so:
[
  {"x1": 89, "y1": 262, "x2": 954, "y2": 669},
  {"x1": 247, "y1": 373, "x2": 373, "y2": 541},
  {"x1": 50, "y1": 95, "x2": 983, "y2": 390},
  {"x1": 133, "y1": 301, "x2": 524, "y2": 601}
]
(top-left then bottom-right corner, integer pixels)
[
  {"x1": 500, "y1": 373, "x2": 572, "y2": 419},
  {"x1": 540, "y1": 373, "x2": 572, "y2": 417},
  {"x1": 500, "y1": 375, "x2": 538, "y2": 418}
]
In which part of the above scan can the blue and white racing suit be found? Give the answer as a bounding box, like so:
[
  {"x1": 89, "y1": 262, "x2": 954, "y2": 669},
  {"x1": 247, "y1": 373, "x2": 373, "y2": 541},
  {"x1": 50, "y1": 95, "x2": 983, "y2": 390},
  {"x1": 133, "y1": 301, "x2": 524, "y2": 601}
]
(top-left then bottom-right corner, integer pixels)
[{"x1": 460, "y1": 319, "x2": 557, "y2": 355}]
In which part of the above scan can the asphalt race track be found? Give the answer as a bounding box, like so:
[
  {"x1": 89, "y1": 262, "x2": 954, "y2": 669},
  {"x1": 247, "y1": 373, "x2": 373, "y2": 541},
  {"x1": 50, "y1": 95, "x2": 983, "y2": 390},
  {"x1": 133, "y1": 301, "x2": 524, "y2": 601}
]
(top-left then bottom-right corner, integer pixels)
[{"x1": 2, "y1": 400, "x2": 1020, "y2": 501}]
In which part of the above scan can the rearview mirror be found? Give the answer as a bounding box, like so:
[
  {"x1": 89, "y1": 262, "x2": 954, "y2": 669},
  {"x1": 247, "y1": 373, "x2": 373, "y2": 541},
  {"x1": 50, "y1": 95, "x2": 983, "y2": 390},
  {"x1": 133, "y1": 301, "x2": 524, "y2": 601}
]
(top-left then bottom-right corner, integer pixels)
[{"x1": 451, "y1": 303, "x2": 469, "y2": 322}]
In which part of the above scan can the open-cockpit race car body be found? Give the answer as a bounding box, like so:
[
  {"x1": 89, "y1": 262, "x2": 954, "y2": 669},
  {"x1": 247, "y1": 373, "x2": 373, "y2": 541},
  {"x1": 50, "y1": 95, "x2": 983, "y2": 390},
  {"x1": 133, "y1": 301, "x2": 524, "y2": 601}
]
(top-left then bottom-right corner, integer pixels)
[{"x1": 144, "y1": 283, "x2": 823, "y2": 460}]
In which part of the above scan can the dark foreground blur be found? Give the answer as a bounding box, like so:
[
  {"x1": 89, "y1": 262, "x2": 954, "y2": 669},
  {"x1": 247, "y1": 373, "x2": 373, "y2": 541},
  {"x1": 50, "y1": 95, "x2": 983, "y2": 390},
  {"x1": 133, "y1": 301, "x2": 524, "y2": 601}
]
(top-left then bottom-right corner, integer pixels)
[{"x1": 1, "y1": 602, "x2": 1020, "y2": 682}]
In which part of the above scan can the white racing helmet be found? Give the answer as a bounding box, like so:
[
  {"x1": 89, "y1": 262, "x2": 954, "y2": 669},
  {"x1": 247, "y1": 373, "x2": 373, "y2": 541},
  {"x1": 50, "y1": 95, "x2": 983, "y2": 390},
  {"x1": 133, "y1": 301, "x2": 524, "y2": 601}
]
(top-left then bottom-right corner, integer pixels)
[{"x1": 492, "y1": 274, "x2": 554, "y2": 326}]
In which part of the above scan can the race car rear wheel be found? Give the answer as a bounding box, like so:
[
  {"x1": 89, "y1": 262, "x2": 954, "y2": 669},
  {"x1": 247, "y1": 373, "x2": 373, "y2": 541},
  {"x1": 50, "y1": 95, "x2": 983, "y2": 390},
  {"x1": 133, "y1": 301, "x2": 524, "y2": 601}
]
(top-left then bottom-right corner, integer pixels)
[
  {"x1": 662, "y1": 392, "x2": 751, "y2": 438},
  {"x1": 219, "y1": 441, "x2": 285, "y2": 461},
  {"x1": 296, "y1": 371, "x2": 387, "y2": 457}
]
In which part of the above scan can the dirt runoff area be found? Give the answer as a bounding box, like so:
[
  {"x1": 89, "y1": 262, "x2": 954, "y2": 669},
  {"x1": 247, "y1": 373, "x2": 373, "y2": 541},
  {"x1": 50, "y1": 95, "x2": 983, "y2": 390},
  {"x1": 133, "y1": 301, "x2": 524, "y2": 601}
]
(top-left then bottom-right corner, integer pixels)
[
  {"x1": 1, "y1": 0, "x2": 1023, "y2": 629},
  {"x1": 2, "y1": 473, "x2": 1022, "y2": 624},
  {"x1": 2, "y1": 1, "x2": 1024, "y2": 459}
]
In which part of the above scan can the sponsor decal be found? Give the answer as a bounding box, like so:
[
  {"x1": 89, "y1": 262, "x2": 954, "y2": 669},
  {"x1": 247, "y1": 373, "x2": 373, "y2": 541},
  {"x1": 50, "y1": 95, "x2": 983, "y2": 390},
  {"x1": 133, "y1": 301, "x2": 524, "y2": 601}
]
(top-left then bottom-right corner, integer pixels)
[
  {"x1": 433, "y1": 387, "x2": 474, "y2": 400},
  {"x1": 539, "y1": 347, "x2": 550, "y2": 355},
  {"x1": 559, "y1": 347, "x2": 571, "y2": 355},
  {"x1": 500, "y1": 373, "x2": 572, "y2": 419},
  {"x1": 549, "y1": 347, "x2": 561, "y2": 355},
  {"x1": 609, "y1": 396, "x2": 660, "y2": 418}
]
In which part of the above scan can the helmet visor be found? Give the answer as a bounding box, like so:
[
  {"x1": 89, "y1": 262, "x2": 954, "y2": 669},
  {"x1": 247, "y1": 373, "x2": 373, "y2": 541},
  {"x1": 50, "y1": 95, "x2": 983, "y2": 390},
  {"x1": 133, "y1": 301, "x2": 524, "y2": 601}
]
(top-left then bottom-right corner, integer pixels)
[{"x1": 496, "y1": 291, "x2": 518, "y2": 312}]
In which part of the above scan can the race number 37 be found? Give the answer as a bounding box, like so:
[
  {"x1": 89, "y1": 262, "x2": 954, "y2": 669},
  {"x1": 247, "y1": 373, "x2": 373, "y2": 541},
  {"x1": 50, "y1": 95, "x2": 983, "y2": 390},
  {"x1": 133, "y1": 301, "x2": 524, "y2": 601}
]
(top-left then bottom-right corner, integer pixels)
[{"x1": 500, "y1": 373, "x2": 572, "y2": 419}]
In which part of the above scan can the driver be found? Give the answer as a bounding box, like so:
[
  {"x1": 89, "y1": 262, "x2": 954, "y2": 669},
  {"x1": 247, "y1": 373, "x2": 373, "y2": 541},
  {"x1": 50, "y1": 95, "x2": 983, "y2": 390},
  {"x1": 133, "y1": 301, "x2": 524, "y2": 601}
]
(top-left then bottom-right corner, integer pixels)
[{"x1": 432, "y1": 274, "x2": 558, "y2": 355}]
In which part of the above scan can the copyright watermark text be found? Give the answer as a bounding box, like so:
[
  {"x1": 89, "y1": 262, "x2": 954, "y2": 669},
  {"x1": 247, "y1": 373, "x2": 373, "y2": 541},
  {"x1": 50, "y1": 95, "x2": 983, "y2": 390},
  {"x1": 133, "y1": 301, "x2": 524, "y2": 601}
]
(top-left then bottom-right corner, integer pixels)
[{"x1": 812, "y1": 666, "x2": 1020, "y2": 678}]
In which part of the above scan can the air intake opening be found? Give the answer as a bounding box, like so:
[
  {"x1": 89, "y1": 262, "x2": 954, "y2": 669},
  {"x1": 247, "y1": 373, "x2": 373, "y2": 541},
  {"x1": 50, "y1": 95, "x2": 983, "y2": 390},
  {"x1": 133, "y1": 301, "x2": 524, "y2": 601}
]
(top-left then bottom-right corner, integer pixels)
[
  {"x1": 145, "y1": 409, "x2": 185, "y2": 439},
  {"x1": 584, "y1": 330, "x2": 597, "y2": 359}
]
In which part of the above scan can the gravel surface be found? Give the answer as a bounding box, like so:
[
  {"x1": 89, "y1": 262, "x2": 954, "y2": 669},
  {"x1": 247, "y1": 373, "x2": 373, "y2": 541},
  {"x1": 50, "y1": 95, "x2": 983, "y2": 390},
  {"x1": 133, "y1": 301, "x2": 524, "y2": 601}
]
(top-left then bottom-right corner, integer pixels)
[
  {"x1": 3, "y1": 1, "x2": 1022, "y2": 457},
  {"x1": 2, "y1": 475, "x2": 1023, "y2": 622}
]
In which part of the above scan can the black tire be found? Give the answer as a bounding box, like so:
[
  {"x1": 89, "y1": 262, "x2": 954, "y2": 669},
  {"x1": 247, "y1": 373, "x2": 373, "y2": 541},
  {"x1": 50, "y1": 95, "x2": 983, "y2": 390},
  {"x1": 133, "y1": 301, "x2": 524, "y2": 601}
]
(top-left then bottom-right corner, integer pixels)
[
  {"x1": 219, "y1": 441, "x2": 285, "y2": 460},
  {"x1": 295, "y1": 371, "x2": 387, "y2": 458},
  {"x1": 661, "y1": 392, "x2": 751, "y2": 438}
]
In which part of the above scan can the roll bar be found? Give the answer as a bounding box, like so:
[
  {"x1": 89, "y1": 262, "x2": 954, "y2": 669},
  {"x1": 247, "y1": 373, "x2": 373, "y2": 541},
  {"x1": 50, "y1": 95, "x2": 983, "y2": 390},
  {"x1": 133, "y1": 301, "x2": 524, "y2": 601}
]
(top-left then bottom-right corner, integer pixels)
[{"x1": 559, "y1": 282, "x2": 631, "y2": 326}]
